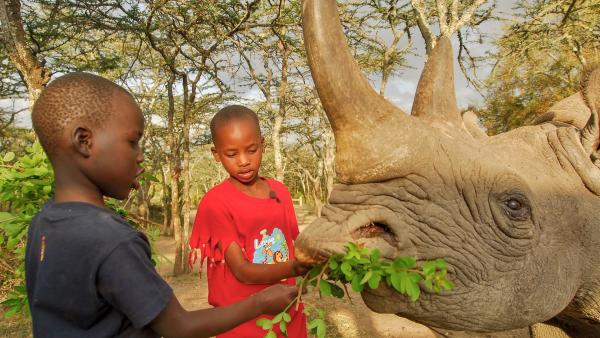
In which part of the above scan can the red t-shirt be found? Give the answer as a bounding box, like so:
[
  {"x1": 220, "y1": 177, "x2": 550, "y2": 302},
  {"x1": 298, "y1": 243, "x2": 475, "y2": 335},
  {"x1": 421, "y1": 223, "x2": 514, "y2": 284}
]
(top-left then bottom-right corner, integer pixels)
[{"x1": 189, "y1": 178, "x2": 307, "y2": 338}]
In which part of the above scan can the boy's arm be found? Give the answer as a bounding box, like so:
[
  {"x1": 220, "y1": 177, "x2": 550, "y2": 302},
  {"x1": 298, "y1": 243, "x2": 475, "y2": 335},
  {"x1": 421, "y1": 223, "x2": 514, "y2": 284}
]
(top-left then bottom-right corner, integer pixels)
[
  {"x1": 225, "y1": 242, "x2": 309, "y2": 284},
  {"x1": 151, "y1": 284, "x2": 297, "y2": 338}
]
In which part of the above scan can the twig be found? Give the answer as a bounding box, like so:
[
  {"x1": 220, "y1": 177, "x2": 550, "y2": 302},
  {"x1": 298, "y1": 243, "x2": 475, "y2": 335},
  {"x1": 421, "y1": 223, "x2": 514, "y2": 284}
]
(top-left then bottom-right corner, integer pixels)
[{"x1": 342, "y1": 283, "x2": 353, "y2": 305}]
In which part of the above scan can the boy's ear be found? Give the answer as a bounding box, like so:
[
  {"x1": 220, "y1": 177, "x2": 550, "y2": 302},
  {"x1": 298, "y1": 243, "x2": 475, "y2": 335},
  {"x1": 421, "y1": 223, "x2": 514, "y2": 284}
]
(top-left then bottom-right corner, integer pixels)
[
  {"x1": 211, "y1": 146, "x2": 220, "y2": 162},
  {"x1": 72, "y1": 126, "x2": 93, "y2": 158}
]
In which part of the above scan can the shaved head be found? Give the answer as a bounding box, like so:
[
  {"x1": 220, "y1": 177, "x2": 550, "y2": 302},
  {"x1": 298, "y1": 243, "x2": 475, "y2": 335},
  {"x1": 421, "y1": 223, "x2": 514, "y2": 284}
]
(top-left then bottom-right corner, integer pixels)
[
  {"x1": 210, "y1": 105, "x2": 261, "y2": 145},
  {"x1": 32, "y1": 72, "x2": 132, "y2": 156}
]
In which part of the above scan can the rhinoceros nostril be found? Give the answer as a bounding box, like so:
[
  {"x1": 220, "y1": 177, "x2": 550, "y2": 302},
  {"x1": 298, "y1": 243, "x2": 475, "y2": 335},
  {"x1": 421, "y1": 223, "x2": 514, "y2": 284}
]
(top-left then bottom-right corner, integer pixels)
[{"x1": 351, "y1": 222, "x2": 397, "y2": 245}]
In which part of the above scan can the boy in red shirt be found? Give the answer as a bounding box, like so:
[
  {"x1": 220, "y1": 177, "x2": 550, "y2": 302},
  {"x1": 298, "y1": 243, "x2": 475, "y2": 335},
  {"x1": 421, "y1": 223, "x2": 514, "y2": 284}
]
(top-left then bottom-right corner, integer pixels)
[{"x1": 189, "y1": 105, "x2": 309, "y2": 337}]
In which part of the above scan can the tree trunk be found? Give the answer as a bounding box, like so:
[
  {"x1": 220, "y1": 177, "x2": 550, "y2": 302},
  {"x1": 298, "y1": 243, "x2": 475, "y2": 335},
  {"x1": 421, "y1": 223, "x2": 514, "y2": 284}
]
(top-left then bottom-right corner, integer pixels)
[
  {"x1": 179, "y1": 75, "x2": 193, "y2": 274},
  {"x1": 0, "y1": 0, "x2": 50, "y2": 101},
  {"x1": 166, "y1": 77, "x2": 184, "y2": 275},
  {"x1": 160, "y1": 164, "x2": 172, "y2": 236},
  {"x1": 272, "y1": 43, "x2": 290, "y2": 182}
]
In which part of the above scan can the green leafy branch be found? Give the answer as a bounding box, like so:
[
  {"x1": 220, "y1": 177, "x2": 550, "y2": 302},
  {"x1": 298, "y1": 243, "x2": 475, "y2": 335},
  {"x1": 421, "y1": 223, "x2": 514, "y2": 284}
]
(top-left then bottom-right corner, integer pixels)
[
  {"x1": 0, "y1": 143, "x2": 53, "y2": 317},
  {"x1": 257, "y1": 242, "x2": 454, "y2": 338}
]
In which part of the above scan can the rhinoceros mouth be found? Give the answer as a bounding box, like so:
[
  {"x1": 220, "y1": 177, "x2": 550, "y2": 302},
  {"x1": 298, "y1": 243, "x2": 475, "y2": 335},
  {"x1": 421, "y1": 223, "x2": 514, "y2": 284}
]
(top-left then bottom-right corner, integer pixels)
[
  {"x1": 351, "y1": 222, "x2": 397, "y2": 247},
  {"x1": 295, "y1": 207, "x2": 415, "y2": 265}
]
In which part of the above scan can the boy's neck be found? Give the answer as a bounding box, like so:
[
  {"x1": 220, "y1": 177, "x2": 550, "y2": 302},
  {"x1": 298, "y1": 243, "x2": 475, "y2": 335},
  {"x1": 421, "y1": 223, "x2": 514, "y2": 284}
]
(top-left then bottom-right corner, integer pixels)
[
  {"x1": 228, "y1": 176, "x2": 270, "y2": 199},
  {"x1": 53, "y1": 162, "x2": 107, "y2": 208},
  {"x1": 53, "y1": 187, "x2": 106, "y2": 208}
]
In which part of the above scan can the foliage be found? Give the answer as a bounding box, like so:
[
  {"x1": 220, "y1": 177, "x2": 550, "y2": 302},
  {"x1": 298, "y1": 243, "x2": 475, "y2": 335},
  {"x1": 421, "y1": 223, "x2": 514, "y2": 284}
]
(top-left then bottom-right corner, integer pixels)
[
  {"x1": 0, "y1": 143, "x2": 161, "y2": 319},
  {"x1": 257, "y1": 243, "x2": 454, "y2": 337},
  {"x1": 480, "y1": 0, "x2": 600, "y2": 134},
  {"x1": 0, "y1": 142, "x2": 53, "y2": 318}
]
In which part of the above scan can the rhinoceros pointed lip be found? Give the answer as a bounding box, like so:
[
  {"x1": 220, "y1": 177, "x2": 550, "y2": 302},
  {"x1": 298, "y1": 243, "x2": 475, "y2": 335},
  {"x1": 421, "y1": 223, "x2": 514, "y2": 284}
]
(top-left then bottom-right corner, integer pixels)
[
  {"x1": 296, "y1": 207, "x2": 411, "y2": 264},
  {"x1": 343, "y1": 208, "x2": 404, "y2": 241}
]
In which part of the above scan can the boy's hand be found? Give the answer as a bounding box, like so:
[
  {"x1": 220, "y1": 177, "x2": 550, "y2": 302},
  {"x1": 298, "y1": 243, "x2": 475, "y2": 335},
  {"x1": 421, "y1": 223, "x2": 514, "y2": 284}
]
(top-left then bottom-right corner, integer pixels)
[
  {"x1": 254, "y1": 284, "x2": 298, "y2": 315},
  {"x1": 291, "y1": 260, "x2": 311, "y2": 276}
]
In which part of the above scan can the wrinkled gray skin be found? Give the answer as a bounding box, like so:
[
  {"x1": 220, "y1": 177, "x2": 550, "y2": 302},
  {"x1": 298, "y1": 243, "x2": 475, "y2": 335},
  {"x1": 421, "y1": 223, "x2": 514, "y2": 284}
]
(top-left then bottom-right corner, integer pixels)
[{"x1": 295, "y1": 1, "x2": 600, "y2": 337}]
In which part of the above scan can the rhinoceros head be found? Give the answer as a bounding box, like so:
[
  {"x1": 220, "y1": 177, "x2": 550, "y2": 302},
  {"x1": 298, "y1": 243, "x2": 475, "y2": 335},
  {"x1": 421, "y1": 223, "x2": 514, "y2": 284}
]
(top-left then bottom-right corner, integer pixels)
[{"x1": 295, "y1": 0, "x2": 600, "y2": 333}]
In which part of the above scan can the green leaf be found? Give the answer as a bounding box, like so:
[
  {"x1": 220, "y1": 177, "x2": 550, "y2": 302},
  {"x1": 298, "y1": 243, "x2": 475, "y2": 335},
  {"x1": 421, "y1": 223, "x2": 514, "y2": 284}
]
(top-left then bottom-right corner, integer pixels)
[
  {"x1": 279, "y1": 320, "x2": 287, "y2": 334},
  {"x1": 0, "y1": 211, "x2": 14, "y2": 223},
  {"x1": 328, "y1": 259, "x2": 338, "y2": 270},
  {"x1": 3, "y1": 152, "x2": 15, "y2": 162},
  {"x1": 264, "y1": 330, "x2": 276, "y2": 338},
  {"x1": 441, "y1": 279, "x2": 454, "y2": 290},
  {"x1": 256, "y1": 318, "x2": 273, "y2": 330},
  {"x1": 2, "y1": 221, "x2": 25, "y2": 237},
  {"x1": 406, "y1": 280, "x2": 421, "y2": 302},
  {"x1": 331, "y1": 283, "x2": 345, "y2": 298},
  {"x1": 393, "y1": 256, "x2": 415, "y2": 270},
  {"x1": 282, "y1": 312, "x2": 291, "y2": 322},
  {"x1": 368, "y1": 273, "x2": 381, "y2": 289},
  {"x1": 319, "y1": 280, "x2": 332, "y2": 296},
  {"x1": 140, "y1": 172, "x2": 159, "y2": 182},
  {"x1": 308, "y1": 265, "x2": 321, "y2": 279},
  {"x1": 340, "y1": 261, "x2": 353, "y2": 277},
  {"x1": 370, "y1": 249, "x2": 380, "y2": 263},
  {"x1": 7, "y1": 235, "x2": 21, "y2": 250},
  {"x1": 4, "y1": 306, "x2": 18, "y2": 318},
  {"x1": 360, "y1": 270, "x2": 373, "y2": 285},
  {"x1": 307, "y1": 319, "x2": 319, "y2": 330},
  {"x1": 351, "y1": 274, "x2": 364, "y2": 292},
  {"x1": 424, "y1": 279, "x2": 434, "y2": 291},
  {"x1": 273, "y1": 312, "x2": 283, "y2": 323},
  {"x1": 434, "y1": 258, "x2": 447, "y2": 269},
  {"x1": 390, "y1": 272, "x2": 403, "y2": 293},
  {"x1": 422, "y1": 261, "x2": 436, "y2": 276},
  {"x1": 316, "y1": 319, "x2": 327, "y2": 338},
  {"x1": 408, "y1": 271, "x2": 422, "y2": 284}
]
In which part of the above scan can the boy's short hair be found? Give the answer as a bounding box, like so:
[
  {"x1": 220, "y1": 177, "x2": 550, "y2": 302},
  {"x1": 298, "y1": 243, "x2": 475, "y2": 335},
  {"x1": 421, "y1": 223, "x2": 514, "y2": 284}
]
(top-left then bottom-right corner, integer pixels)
[
  {"x1": 210, "y1": 105, "x2": 261, "y2": 145},
  {"x1": 32, "y1": 72, "x2": 132, "y2": 156}
]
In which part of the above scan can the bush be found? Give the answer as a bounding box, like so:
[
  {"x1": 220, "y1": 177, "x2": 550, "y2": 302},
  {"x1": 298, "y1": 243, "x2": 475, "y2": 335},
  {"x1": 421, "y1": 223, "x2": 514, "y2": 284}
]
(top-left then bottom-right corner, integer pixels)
[{"x1": 0, "y1": 142, "x2": 53, "y2": 317}]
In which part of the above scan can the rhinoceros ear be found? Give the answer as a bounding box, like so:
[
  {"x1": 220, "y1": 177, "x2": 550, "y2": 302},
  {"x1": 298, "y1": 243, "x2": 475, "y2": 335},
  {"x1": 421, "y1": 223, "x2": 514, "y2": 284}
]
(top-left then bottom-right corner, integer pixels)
[
  {"x1": 533, "y1": 92, "x2": 591, "y2": 129},
  {"x1": 534, "y1": 67, "x2": 600, "y2": 159},
  {"x1": 580, "y1": 66, "x2": 600, "y2": 159},
  {"x1": 461, "y1": 110, "x2": 488, "y2": 139}
]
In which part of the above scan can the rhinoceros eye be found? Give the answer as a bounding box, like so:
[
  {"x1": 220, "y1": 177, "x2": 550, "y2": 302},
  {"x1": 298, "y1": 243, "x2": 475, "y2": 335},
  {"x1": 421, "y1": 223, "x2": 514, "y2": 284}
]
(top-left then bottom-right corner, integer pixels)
[
  {"x1": 506, "y1": 199, "x2": 521, "y2": 210},
  {"x1": 502, "y1": 195, "x2": 530, "y2": 221}
]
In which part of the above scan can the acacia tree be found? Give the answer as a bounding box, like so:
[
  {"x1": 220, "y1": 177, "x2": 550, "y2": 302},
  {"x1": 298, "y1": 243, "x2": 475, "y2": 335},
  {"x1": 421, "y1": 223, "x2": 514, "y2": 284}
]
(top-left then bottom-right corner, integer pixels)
[
  {"x1": 0, "y1": 0, "x2": 50, "y2": 101},
  {"x1": 228, "y1": 0, "x2": 304, "y2": 182},
  {"x1": 346, "y1": 1, "x2": 417, "y2": 96},
  {"x1": 481, "y1": 0, "x2": 600, "y2": 134}
]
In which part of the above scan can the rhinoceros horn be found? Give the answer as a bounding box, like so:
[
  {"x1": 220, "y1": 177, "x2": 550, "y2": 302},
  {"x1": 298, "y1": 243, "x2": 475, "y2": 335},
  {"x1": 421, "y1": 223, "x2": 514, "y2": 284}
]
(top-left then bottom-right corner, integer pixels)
[
  {"x1": 303, "y1": 0, "x2": 469, "y2": 184},
  {"x1": 410, "y1": 37, "x2": 462, "y2": 127}
]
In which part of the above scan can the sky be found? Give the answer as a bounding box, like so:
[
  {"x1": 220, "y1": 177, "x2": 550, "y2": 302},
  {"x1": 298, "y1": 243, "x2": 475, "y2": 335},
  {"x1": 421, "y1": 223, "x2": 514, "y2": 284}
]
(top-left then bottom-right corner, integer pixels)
[
  {"x1": 220, "y1": 1, "x2": 519, "y2": 113},
  {"x1": 2, "y1": 1, "x2": 519, "y2": 130}
]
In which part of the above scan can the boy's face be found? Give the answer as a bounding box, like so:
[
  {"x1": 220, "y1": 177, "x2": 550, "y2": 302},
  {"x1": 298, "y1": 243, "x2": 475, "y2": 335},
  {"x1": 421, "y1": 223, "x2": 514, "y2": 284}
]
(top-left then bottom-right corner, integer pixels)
[
  {"x1": 212, "y1": 118, "x2": 264, "y2": 185},
  {"x1": 84, "y1": 92, "x2": 145, "y2": 200}
]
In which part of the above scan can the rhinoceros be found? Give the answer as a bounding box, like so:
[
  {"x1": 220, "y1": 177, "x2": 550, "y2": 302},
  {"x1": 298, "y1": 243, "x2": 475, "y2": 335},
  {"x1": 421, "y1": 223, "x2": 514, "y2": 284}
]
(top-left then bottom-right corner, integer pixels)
[{"x1": 294, "y1": 1, "x2": 600, "y2": 337}]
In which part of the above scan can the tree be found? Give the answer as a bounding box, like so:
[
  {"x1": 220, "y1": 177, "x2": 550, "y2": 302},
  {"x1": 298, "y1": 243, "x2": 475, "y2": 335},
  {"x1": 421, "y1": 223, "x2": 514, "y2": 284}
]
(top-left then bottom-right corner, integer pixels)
[
  {"x1": 480, "y1": 0, "x2": 600, "y2": 134},
  {"x1": 0, "y1": 0, "x2": 50, "y2": 101},
  {"x1": 229, "y1": 0, "x2": 303, "y2": 182}
]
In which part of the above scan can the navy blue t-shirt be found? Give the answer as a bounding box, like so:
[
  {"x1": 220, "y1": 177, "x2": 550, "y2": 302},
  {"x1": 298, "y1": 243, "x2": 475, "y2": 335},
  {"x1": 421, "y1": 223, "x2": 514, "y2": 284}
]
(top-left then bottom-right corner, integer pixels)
[{"x1": 25, "y1": 201, "x2": 173, "y2": 337}]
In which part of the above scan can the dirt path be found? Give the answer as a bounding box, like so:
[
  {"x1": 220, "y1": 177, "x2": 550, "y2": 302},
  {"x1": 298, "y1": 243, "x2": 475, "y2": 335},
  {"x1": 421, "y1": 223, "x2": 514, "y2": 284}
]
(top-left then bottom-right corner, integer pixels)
[{"x1": 155, "y1": 205, "x2": 439, "y2": 338}]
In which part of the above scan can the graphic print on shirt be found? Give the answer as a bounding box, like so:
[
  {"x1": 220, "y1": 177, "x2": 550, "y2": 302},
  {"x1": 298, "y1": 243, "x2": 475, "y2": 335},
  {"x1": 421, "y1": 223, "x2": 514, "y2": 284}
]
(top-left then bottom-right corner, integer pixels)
[{"x1": 252, "y1": 228, "x2": 289, "y2": 264}]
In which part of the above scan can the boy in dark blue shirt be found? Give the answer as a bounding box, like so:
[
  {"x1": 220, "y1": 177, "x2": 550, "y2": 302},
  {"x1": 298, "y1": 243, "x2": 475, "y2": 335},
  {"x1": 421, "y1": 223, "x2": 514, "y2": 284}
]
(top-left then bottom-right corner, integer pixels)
[{"x1": 25, "y1": 72, "x2": 298, "y2": 338}]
